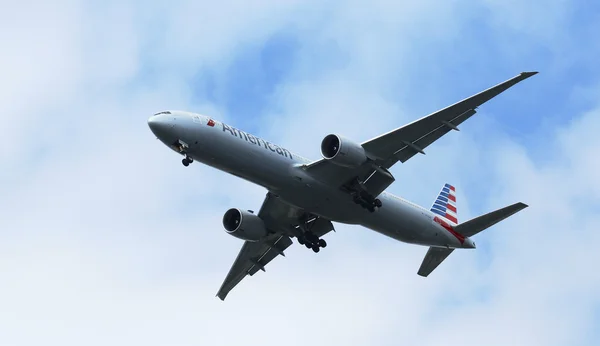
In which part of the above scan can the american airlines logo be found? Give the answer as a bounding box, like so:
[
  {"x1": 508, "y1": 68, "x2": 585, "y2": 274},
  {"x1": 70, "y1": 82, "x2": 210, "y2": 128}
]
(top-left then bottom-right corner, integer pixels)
[
  {"x1": 221, "y1": 123, "x2": 294, "y2": 160},
  {"x1": 433, "y1": 216, "x2": 465, "y2": 244}
]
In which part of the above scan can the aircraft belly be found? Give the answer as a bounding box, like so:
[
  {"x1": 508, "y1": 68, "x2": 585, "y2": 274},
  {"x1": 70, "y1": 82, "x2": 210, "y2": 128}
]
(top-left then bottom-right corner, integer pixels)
[
  {"x1": 184, "y1": 130, "x2": 292, "y2": 190},
  {"x1": 270, "y1": 169, "x2": 374, "y2": 224},
  {"x1": 351, "y1": 195, "x2": 449, "y2": 247}
]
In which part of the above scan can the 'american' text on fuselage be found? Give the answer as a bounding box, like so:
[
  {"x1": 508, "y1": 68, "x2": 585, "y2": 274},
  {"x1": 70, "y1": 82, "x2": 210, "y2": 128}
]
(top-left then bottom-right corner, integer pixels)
[{"x1": 222, "y1": 123, "x2": 293, "y2": 160}]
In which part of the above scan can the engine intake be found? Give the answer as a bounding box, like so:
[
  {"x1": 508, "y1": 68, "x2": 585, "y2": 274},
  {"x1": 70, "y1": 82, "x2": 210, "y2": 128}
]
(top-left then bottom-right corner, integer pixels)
[
  {"x1": 320, "y1": 134, "x2": 368, "y2": 168},
  {"x1": 222, "y1": 208, "x2": 268, "y2": 242}
]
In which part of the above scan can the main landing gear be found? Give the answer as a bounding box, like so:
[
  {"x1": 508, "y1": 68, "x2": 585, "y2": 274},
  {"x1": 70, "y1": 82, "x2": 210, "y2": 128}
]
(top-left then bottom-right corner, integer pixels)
[
  {"x1": 295, "y1": 217, "x2": 327, "y2": 253},
  {"x1": 297, "y1": 232, "x2": 327, "y2": 253},
  {"x1": 182, "y1": 155, "x2": 193, "y2": 167}
]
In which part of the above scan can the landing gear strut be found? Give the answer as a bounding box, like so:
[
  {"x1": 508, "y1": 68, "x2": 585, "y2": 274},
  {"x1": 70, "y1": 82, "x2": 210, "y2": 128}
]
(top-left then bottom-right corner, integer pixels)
[
  {"x1": 296, "y1": 217, "x2": 327, "y2": 253},
  {"x1": 172, "y1": 139, "x2": 192, "y2": 167}
]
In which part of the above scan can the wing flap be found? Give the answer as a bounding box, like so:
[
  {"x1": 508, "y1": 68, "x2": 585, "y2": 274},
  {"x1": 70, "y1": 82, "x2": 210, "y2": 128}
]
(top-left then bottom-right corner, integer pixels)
[
  {"x1": 362, "y1": 165, "x2": 396, "y2": 198},
  {"x1": 384, "y1": 109, "x2": 477, "y2": 166},
  {"x1": 247, "y1": 235, "x2": 293, "y2": 276},
  {"x1": 305, "y1": 216, "x2": 336, "y2": 238}
]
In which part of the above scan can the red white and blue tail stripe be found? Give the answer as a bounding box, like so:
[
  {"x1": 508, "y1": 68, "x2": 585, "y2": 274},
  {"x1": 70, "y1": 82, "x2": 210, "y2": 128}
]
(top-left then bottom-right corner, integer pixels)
[{"x1": 430, "y1": 183, "x2": 458, "y2": 225}]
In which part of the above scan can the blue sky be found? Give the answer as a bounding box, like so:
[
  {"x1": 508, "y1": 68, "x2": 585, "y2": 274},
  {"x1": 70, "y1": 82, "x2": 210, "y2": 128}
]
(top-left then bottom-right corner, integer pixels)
[{"x1": 1, "y1": 0, "x2": 600, "y2": 345}]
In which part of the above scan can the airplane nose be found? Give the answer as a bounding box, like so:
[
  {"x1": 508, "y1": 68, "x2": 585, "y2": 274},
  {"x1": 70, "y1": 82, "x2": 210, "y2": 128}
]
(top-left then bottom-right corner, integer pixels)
[{"x1": 148, "y1": 115, "x2": 172, "y2": 138}]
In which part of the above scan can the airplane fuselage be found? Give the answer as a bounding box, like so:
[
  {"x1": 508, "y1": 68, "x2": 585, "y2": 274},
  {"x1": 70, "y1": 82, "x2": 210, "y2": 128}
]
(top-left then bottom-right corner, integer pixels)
[{"x1": 148, "y1": 110, "x2": 474, "y2": 250}]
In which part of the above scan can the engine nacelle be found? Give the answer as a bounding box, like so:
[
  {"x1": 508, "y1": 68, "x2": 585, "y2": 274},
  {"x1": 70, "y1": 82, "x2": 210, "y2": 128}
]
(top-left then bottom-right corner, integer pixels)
[
  {"x1": 222, "y1": 208, "x2": 268, "y2": 242},
  {"x1": 320, "y1": 134, "x2": 368, "y2": 168}
]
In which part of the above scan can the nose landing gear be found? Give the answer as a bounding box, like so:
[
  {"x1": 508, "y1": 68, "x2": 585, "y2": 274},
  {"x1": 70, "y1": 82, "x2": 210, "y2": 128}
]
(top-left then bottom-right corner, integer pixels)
[
  {"x1": 172, "y1": 139, "x2": 193, "y2": 167},
  {"x1": 182, "y1": 155, "x2": 193, "y2": 166}
]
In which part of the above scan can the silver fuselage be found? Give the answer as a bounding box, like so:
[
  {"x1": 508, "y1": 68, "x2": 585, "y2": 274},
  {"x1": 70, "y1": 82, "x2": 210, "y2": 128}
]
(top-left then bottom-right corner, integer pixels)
[{"x1": 148, "y1": 111, "x2": 475, "y2": 249}]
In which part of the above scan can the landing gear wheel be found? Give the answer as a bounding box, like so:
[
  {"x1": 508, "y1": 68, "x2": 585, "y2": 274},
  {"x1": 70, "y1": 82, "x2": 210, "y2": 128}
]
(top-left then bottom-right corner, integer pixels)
[
  {"x1": 374, "y1": 199, "x2": 382, "y2": 208},
  {"x1": 305, "y1": 243, "x2": 312, "y2": 249},
  {"x1": 182, "y1": 158, "x2": 190, "y2": 166},
  {"x1": 312, "y1": 244, "x2": 320, "y2": 253},
  {"x1": 297, "y1": 237, "x2": 305, "y2": 245},
  {"x1": 318, "y1": 239, "x2": 327, "y2": 248},
  {"x1": 368, "y1": 206, "x2": 376, "y2": 213}
]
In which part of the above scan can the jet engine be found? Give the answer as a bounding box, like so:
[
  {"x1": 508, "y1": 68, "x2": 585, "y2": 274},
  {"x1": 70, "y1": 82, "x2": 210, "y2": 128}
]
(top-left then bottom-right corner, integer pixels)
[
  {"x1": 222, "y1": 208, "x2": 268, "y2": 242},
  {"x1": 320, "y1": 134, "x2": 368, "y2": 168}
]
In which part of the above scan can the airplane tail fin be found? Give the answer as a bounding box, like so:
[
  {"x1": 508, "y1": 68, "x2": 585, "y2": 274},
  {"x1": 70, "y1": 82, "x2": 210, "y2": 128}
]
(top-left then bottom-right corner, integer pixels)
[
  {"x1": 417, "y1": 201, "x2": 528, "y2": 277},
  {"x1": 430, "y1": 183, "x2": 458, "y2": 225}
]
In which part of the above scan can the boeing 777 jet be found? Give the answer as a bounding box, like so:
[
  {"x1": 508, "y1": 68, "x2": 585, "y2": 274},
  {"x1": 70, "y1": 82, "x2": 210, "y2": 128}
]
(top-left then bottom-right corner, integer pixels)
[{"x1": 148, "y1": 72, "x2": 536, "y2": 300}]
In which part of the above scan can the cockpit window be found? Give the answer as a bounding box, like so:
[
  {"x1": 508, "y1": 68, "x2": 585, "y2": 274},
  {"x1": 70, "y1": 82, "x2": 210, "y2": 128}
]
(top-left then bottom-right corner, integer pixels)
[{"x1": 154, "y1": 111, "x2": 171, "y2": 115}]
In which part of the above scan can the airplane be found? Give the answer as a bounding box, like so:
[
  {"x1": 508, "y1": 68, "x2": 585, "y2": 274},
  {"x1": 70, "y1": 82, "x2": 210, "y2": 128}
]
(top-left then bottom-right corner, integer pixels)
[{"x1": 148, "y1": 71, "x2": 537, "y2": 300}]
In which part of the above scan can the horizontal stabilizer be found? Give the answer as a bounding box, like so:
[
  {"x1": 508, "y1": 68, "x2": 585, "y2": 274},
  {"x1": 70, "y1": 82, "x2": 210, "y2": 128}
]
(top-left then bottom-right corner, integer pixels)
[
  {"x1": 454, "y1": 202, "x2": 528, "y2": 238},
  {"x1": 417, "y1": 202, "x2": 528, "y2": 278},
  {"x1": 417, "y1": 247, "x2": 454, "y2": 277}
]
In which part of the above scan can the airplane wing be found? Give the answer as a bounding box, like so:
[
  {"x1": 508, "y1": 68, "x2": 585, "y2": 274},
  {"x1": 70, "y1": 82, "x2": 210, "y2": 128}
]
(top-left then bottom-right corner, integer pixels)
[
  {"x1": 216, "y1": 233, "x2": 293, "y2": 301},
  {"x1": 303, "y1": 72, "x2": 538, "y2": 194},
  {"x1": 216, "y1": 193, "x2": 334, "y2": 300}
]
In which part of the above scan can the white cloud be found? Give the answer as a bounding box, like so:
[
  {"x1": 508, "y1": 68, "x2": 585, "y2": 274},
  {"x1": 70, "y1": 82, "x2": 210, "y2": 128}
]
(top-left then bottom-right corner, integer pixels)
[
  {"x1": 481, "y1": 0, "x2": 571, "y2": 42},
  {"x1": 1, "y1": 0, "x2": 599, "y2": 345}
]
